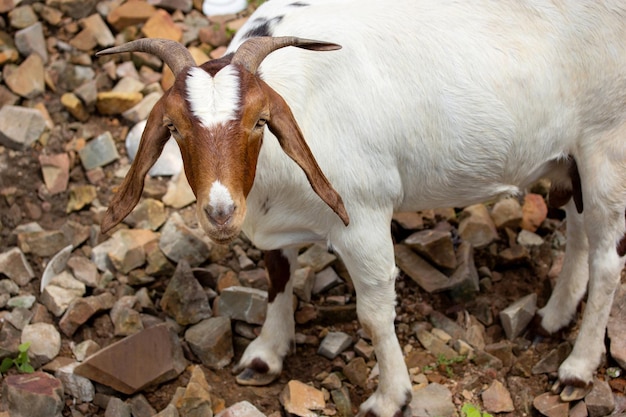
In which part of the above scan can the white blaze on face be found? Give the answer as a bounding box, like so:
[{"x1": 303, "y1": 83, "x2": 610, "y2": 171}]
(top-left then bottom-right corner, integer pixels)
[
  {"x1": 186, "y1": 65, "x2": 241, "y2": 128},
  {"x1": 208, "y1": 180, "x2": 235, "y2": 215}
]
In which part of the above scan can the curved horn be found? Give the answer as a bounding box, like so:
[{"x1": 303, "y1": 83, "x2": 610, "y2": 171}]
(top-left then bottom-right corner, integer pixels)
[
  {"x1": 232, "y1": 36, "x2": 341, "y2": 73},
  {"x1": 96, "y1": 38, "x2": 196, "y2": 77}
]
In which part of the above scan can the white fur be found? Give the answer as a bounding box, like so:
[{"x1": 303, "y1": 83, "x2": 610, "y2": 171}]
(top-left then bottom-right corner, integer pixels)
[
  {"x1": 201, "y1": 1, "x2": 626, "y2": 415},
  {"x1": 186, "y1": 65, "x2": 240, "y2": 128},
  {"x1": 208, "y1": 180, "x2": 234, "y2": 213}
]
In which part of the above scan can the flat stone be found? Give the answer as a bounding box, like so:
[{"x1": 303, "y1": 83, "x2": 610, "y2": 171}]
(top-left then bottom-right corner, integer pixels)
[
  {"x1": 279, "y1": 380, "x2": 325, "y2": 417},
  {"x1": 39, "y1": 153, "x2": 70, "y2": 195},
  {"x1": 78, "y1": 131, "x2": 120, "y2": 170},
  {"x1": 74, "y1": 323, "x2": 187, "y2": 395},
  {"x1": 0, "y1": 247, "x2": 34, "y2": 286},
  {"x1": 141, "y1": 9, "x2": 182, "y2": 41},
  {"x1": 533, "y1": 392, "x2": 569, "y2": 417},
  {"x1": 21, "y1": 322, "x2": 61, "y2": 367},
  {"x1": 185, "y1": 316, "x2": 234, "y2": 370},
  {"x1": 216, "y1": 286, "x2": 267, "y2": 325},
  {"x1": 585, "y1": 377, "x2": 615, "y2": 417},
  {"x1": 409, "y1": 383, "x2": 456, "y2": 417},
  {"x1": 395, "y1": 244, "x2": 451, "y2": 293},
  {"x1": 0, "y1": 105, "x2": 46, "y2": 150},
  {"x1": 416, "y1": 329, "x2": 458, "y2": 361},
  {"x1": 4, "y1": 53, "x2": 45, "y2": 99},
  {"x1": 342, "y1": 357, "x2": 369, "y2": 388},
  {"x1": 1, "y1": 372, "x2": 64, "y2": 417},
  {"x1": 313, "y1": 266, "x2": 343, "y2": 294},
  {"x1": 318, "y1": 331, "x2": 352, "y2": 360},
  {"x1": 481, "y1": 380, "x2": 515, "y2": 413},
  {"x1": 160, "y1": 260, "x2": 212, "y2": 326},
  {"x1": 55, "y1": 362, "x2": 95, "y2": 402},
  {"x1": 458, "y1": 204, "x2": 498, "y2": 248},
  {"x1": 216, "y1": 401, "x2": 266, "y2": 417},
  {"x1": 298, "y1": 244, "x2": 336, "y2": 272},
  {"x1": 404, "y1": 229, "x2": 456, "y2": 270},
  {"x1": 499, "y1": 293, "x2": 537, "y2": 340}
]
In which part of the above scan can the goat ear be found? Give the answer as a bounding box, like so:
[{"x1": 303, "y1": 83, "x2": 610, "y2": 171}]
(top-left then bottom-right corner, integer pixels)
[
  {"x1": 264, "y1": 83, "x2": 350, "y2": 226},
  {"x1": 101, "y1": 99, "x2": 171, "y2": 234}
]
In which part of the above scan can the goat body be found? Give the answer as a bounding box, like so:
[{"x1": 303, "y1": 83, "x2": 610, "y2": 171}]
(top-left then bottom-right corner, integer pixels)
[{"x1": 100, "y1": 1, "x2": 626, "y2": 415}]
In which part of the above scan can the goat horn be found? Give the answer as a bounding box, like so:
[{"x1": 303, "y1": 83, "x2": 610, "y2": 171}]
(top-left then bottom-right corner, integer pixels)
[
  {"x1": 232, "y1": 36, "x2": 341, "y2": 73},
  {"x1": 96, "y1": 38, "x2": 196, "y2": 77}
]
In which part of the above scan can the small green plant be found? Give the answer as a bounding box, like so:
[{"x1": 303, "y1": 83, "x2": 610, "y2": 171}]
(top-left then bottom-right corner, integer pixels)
[
  {"x1": 436, "y1": 354, "x2": 465, "y2": 378},
  {"x1": 0, "y1": 342, "x2": 34, "y2": 374},
  {"x1": 461, "y1": 404, "x2": 493, "y2": 417}
]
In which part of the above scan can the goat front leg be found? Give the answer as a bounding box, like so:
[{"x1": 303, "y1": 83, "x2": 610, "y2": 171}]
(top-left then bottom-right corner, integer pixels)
[
  {"x1": 234, "y1": 248, "x2": 297, "y2": 385},
  {"x1": 332, "y1": 217, "x2": 412, "y2": 417}
]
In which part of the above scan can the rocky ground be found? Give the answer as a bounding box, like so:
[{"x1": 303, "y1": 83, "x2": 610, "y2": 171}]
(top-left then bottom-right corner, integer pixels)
[{"x1": 1, "y1": 1, "x2": 626, "y2": 416}]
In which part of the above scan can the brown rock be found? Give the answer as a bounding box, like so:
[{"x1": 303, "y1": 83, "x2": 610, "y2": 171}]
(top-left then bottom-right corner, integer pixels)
[
  {"x1": 521, "y1": 193, "x2": 548, "y2": 232},
  {"x1": 532, "y1": 392, "x2": 569, "y2": 417},
  {"x1": 96, "y1": 91, "x2": 143, "y2": 115},
  {"x1": 39, "y1": 153, "x2": 70, "y2": 195},
  {"x1": 2, "y1": 372, "x2": 64, "y2": 417},
  {"x1": 404, "y1": 229, "x2": 456, "y2": 270},
  {"x1": 107, "y1": 0, "x2": 156, "y2": 31},
  {"x1": 481, "y1": 380, "x2": 515, "y2": 413},
  {"x1": 142, "y1": 9, "x2": 182, "y2": 41},
  {"x1": 3, "y1": 53, "x2": 45, "y2": 99},
  {"x1": 279, "y1": 380, "x2": 325, "y2": 417},
  {"x1": 61, "y1": 92, "x2": 90, "y2": 121}
]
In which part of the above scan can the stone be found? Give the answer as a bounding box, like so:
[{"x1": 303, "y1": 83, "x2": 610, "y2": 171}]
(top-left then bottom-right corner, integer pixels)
[
  {"x1": 239, "y1": 268, "x2": 269, "y2": 291},
  {"x1": 105, "y1": 397, "x2": 131, "y2": 417},
  {"x1": 162, "y1": 170, "x2": 196, "y2": 208},
  {"x1": 585, "y1": 377, "x2": 615, "y2": 417},
  {"x1": 106, "y1": 229, "x2": 159, "y2": 274},
  {"x1": 531, "y1": 342, "x2": 572, "y2": 375},
  {"x1": 61, "y1": 92, "x2": 90, "y2": 121},
  {"x1": 533, "y1": 392, "x2": 569, "y2": 417},
  {"x1": 126, "y1": 120, "x2": 182, "y2": 177},
  {"x1": 517, "y1": 229, "x2": 544, "y2": 246},
  {"x1": 404, "y1": 229, "x2": 456, "y2": 270},
  {"x1": 279, "y1": 380, "x2": 325, "y2": 417},
  {"x1": 122, "y1": 91, "x2": 161, "y2": 123},
  {"x1": 40, "y1": 271, "x2": 87, "y2": 317},
  {"x1": 177, "y1": 365, "x2": 213, "y2": 417},
  {"x1": 409, "y1": 383, "x2": 456, "y2": 417},
  {"x1": 483, "y1": 341, "x2": 515, "y2": 368},
  {"x1": 129, "y1": 394, "x2": 157, "y2": 417},
  {"x1": 39, "y1": 153, "x2": 70, "y2": 195},
  {"x1": 521, "y1": 193, "x2": 548, "y2": 232},
  {"x1": 0, "y1": 247, "x2": 34, "y2": 286},
  {"x1": 342, "y1": 357, "x2": 369, "y2": 388},
  {"x1": 499, "y1": 293, "x2": 537, "y2": 340},
  {"x1": 317, "y1": 331, "x2": 353, "y2": 360},
  {"x1": 481, "y1": 380, "x2": 515, "y2": 413},
  {"x1": 159, "y1": 212, "x2": 211, "y2": 266},
  {"x1": 458, "y1": 204, "x2": 499, "y2": 248},
  {"x1": 107, "y1": 0, "x2": 156, "y2": 30},
  {"x1": 298, "y1": 244, "x2": 336, "y2": 272},
  {"x1": 14, "y1": 22, "x2": 48, "y2": 62},
  {"x1": 354, "y1": 338, "x2": 375, "y2": 361},
  {"x1": 66, "y1": 185, "x2": 98, "y2": 212},
  {"x1": 78, "y1": 131, "x2": 120, "y2": 170},
  {"x1": 4, "y1": 53, "x2": 45, "y2": 99},
  {"x1": 608, "y1": 283, "x2": 626, "y2": 369},
  {"x1": 185, "y1": 316, "x2": 234, "y2": 370},
  {"x1": 111, "y1": 296, "x2": 144, "y2": 336},
  {"x1": 293, "y1": 266, "x2": 315, "y2": 302},
  {"x1": 313, "y1": 266, "x2": 343, "y2": 294},
  {"x1": 21, "y1": 322, "x2": 61, "y2": 367},
  {"x1": 55, "y1": 361, "x2": 95, "y2": 402},
  {"x1": 331, "y1": 387, "x2": 353, "y2": 417},
  {"x1": 142, "y1": 9, "x2": 182, "y2": 41},
  {"x1": 72, "y1": 340, "x2": 101, "y2": 362},
  {"x1": 394, "y1": 244, "x2": 451, "y2": 293},
  {"x1": 80, "y1": 13, "x2": 115, "y2": 47},
  {"x1": 96, "y1": 91, "x2": 144, "y2": 115},
  {"x1": 9, "y1": 5, "x2": 38, "y2": 29},
  {"x1": 1, "y1": 372, "x2": 64, "y2": 417},
  {"x1": 124, "y1": 198, "x2": 167, "y2": 230},
  {"x1": 0, "y1": 105, "x2": 46, "y2": 150},
  {"x1": 216, "y1": 286, "x2": 267, "y2": 325},
  {"x1": 491, "y1": 197, "x2": 523, "y2": 229},
  {"x1": 66, "y1": 256, "x2": 100, "y2": 288},
  {"x1": 447, "y1": 241, "x2": 480, "y2": 299},
  {"x1": 215, "y1": 401, "x2": 266, "y2": 417},
  {"x1": 415, "y1": 329, "x2": 458, "y2": 361},
  {"x1": 47, "y1": 0, "x2": 98, "y2": 19},
  {"x1": 160, "y1": 260, "x2": 212, "y2": 326},
  {"x1": 74, "y1": 324, "x2": 187, "y2": 395}
]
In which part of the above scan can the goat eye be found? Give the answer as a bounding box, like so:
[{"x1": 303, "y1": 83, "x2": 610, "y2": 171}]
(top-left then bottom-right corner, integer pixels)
[
  {"x1": 165, "y1": 122, "x2": 177, "y2": 134},
  {"x1": 256, "y1": 118, "x2": 267, "y2": 128}
]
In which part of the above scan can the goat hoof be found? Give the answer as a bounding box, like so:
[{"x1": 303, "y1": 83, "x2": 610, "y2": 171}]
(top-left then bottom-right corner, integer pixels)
[
  {"x1": 235, "y1": 368, "x2": 278, "y2": 386},
  {"x1": 560, "y1": 384, "x2": 592, "y2": 402}
]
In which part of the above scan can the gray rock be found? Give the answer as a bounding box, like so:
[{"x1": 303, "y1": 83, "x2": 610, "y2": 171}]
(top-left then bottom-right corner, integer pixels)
[
  {"x1": 129, "y1": 394, "x2": 157, "y2": 417},
  {"x1": 55, "y1": 361, "x2": 95, "y2": 402},
  {"x1": 499, "y1": 292, "x2": 537, "y2": 340},
  {"x1": 298, "y1": 243, "x2": 337, "y2": 272},
  {"x1": 0, "y1": 247, "x2": 34, "y2": 286},
  {"x1": 67, "y1": 255, "x2": 100, "y2": 288},
  {"x1": 123, "y1": 92, "x2": 161, "y2": 123},
  {"x1": 110, "y1": 295, "x2": 144, "y2": 336},
  {"x1": 585, "y1": 378, "x2": 615, "y2": 417},
  {"x1": 313, "y1": 266, "x2": 343, "y2": 294},
  {"x1": 216, "y1": 401, "x2": 267, "y2": 417},
  {"x1": 0, "y1": 105, "x2": 46, "y2": 150},
  {"x1": 318, "y1": 331, "x2": 353, "y2": 360},
  {"x1": 185, "y1": 316, "x2": 234, "y2": 370},
  {"x1": 124, "y1": 198, "x2": 167, "y2": 231},
  {"x1": 7, "y1": 294, "x2": 36, "y2": 309},
  {"x1": 40, "y1": 271, "x2": 87, "y2": 317},
  {"x1": 1, "y1": 372, "x2": 64, "y2": 417},
  {"x1": 404, "y1": 229, "x2": 457, "y2": 270},
  {"x1": 159, "y1": 212, "x2": 211, "y2": 266},
  {"x1": 79, "y1": 131, "x2": 120, "y2": 170},
  {"x1": 416, "y1": 329, "x2": 458, "y2": 361},
  {"x1": 14, "y1": 22, "x2": 48, "y2": 62},
  {"x1": 72, "y1": 340, "x2": 101, "y2": 362},
  {"x1": 410, "y1": 383, "x2": 456, "y2": 417},
  {"x1": 395, "y1": 244, "x2": 451, "y2": 293},
  {"x1": 21, "y1": 322, "x2": 61, "y2": 367},
  {"x1": 160, "y1": 260, "x2": 212, "y2": 326},
  {"x1": 293, "y1": 266, "x2": 315, "y2": 302},
  {"x1": 105, "y1": 397, "x2": 131, "y2": 417},
  {"x1": 216, "y1": 286, "x2": 267, "y2": 325},
  {"x1": 447, "y1": 241, "x2": 480, "y2": 299}
]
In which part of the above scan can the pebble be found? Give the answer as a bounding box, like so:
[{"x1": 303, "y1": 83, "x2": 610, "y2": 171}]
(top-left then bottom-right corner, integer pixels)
[
  {"x1": 215, "y1": 286, "x2": 267, "y2": 325},
  {"x1": 318, "y1": 331, "x2": 353, "y2": 360},
  {"x1": 0, "y1": 104, "x2": 47, "y2": 149},
  {"x1": 185, "y1": 316, "x2": 234, "y2": 370},
  {"x1": 481, "y1": 380, "x2": 515, "y2": 413},
  {"x1": 409, "y1": 383, "x2": 456, "y2": 417},
  {"x1": 585, "y1": 378, "x2": 616, "y2": 417},
  {"x1": 279, "y1": 380, "x2": 325, "y2": 417},
  {"x1": 404, "y1": 229, "x2": 457, "y2": 270},
  {"x1": 498, "y1": 292, "x2": 537, "y2": 340},
  {"x1": 78, "y1": 131, "x2": 120, "y2": 170},
  {"x1": 458, "y1": 204, "x2": 499, "y2": 248},
  {"x1": 0, "y1": 247, "x2": 34, "y2": 286},
  {"x1": 21, "y1": 322, "x2": 61, "y2": 367}
]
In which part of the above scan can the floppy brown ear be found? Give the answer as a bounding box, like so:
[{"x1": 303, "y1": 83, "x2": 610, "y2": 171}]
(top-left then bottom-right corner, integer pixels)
[
  {"x1": 264, "y1": 82, "x2": 350, "y2": 226},
  {"x1": 101, "y1": 99, "x2": 171, "y2": 234}
]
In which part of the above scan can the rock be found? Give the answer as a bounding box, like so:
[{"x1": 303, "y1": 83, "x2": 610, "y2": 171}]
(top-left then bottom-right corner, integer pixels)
[
  {"x1": 105, "y1": 397, "x2": 132, "y2": 417},
  {"x1": 40, "y1": 271, "x2": 87, "y2": 317},
  {"x1": 123, "y1": 92, "x2": 161, "y2": 123},
  {"x1": 4, "y1": 53, "x2": 45, "y2": 99},
  {"x1": 1, "y1": 372, "x2": 64, "y2": 417},
  {"x1": 55, "y1": 361, "x2": 95, "y2": 402},
  {"x1": 393, "y1": 211, "x2": 424, "y2": 230},
  {"x1": 491, "y1": 197, "x2": 523, "y2": 229},
  {"x1": 293, "y1": 266, "x2": 315, "y2": 302},
  {"x1": 416, "y1": 329, "x2": 458, "y2": 361},
  {"x1": 39, "y1": 153, "x2": 70, "y2": 195},
  {"x1": 216, "y1": 401, "x2": 266, "y2": 417},
  {"x1": 185, "y1": 316, "x2": 234, "y2": 370},
  {"x1": 342, "y1": 357, "x2": 369, "y2": 388},
  {"x1": 531, "y1": 342, "x2": 572, "y2": 375},
  {"x1": 585, "y1": 377, "x2": 615, "y2": 417},
  {"x1": 447, "y1": 241, "x2": 480, "y2": 299},
  {"x1": 160, "y1": 260, "x2": 212, "y2": 326},
  {"x1": 499, "y1": 292, "x2": 537, "y2": 340},
  {"x1": 162, "y1": 171, "x2": 196, "y2": 208},
  {"x1": 354, "y1": 338, "x2": 375, "y2": 361},
  {"x1": 66, "y1": 184, "x2": 97, "y2": 212},
  {"x1": 458, "y1": 204, "x2": 498, "y2": 248},
  {"x1": 72, "y1": 340, "x2": 100, "y2": 361},
  {"x1": 78, "y1": 131, "x2": 120, "y2": 170},
  {"x1": 80, "y1": 13, "x2": 115, "y2": 47},
  {"x1": 159, "y1": 212, "x2": 212, "y2": 266},
  {"x1": 481, "y1": 380, "x2": 515, "y2": 413},
  {"x1": 238, "y1": 268, "x2": 268, "y2": 291},
  {"x1": 66, "y1": 256, "x2": 100, "y2": 288},
  {"x1": 216, "y1": 286, "x2": 267, "y2": 325},
  {"x1": 124, "y1": 198, "x2": 167, "y2": 230},
  {"x1": 279, "y1": 380, "x2": 325, "y2": 417},
  {"x1": 0, "y1": 247, "x2": 34, "y2": 286},
  {"x1": 298, "y1": 244, "x2": 337, "y2": 272},
  {"x1": 533, "y1": 392, "x2": 569, "y2": 417},
  {"x1": 404, "y1": 229, "x2": 456, "y2": 270},
  {"x1": 394, "y1": 244, "x2": 451, "y2": 293},
  {"x1": 313, "y1": 266, "x2": 343, "y2": 294},
  {"x1": 483, "y1": 341, "x2": 515, "y2": 368},
  {"x1": 110, "y1": 295, "x2": 144, "y2": 336},
  {"x1": 517, "y1": 229, "x2": 544, "y2": 246},
  {"x1": 129, "y1": 394, "x2": 157, "y2": 417},
  {"x1": 21, "y1": 322, "x2": 61, "y2": 367},
  {"x1": 318, "y1": 331, "x2": 353, "y2": 360},
  {"x1": 107, "y1": 229, "x2": 159, "y2": 274},
  {"x1": 107, "y1": 0, "x2": 156, "y2": 30},
  {"x1": 0, "y1": 105, "x2": 46, "y2": 150},
  {"x1": 176, "y1": 365, "x2": 213, "y2": 417},
  {"x1": 521, "y1": 193, "x2": 548, "y2": 232},
  {"x1": 409, "y1": 383, "x2": 456, "y2": 417},
  {"x1": 74, "y1": 323, "x2": 187, "y2": 395},
  {"x1": 14, "y1": 22, "x2": 48, "y2": 62},
  {"x1": 96, "y1": 91, "x2": 144, "y2": 115}
]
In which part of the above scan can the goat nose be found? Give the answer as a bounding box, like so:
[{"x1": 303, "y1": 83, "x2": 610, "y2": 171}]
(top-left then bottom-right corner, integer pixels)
[{"x1": 205, "y1": 203, "x2": 235, "y2": 226}]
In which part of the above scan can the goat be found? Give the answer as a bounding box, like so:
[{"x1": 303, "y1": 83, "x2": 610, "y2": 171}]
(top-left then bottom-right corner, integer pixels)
[{"x1": 98, "y1": 0, "x2": 626, "y2": 415}]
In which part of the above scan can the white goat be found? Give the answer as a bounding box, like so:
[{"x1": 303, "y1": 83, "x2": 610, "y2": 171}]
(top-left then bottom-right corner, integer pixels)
[{"x1": 99, "y1": 0, "x2": 626, "y2": 415}]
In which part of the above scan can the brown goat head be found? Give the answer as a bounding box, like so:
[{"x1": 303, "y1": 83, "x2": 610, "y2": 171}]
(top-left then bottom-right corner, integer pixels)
[{"x1": 98, "y1": 37, "x2": 349, "y2": 244}]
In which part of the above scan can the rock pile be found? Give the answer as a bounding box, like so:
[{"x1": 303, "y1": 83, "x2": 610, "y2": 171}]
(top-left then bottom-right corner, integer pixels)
[{"x1": 0, "y1": 0, "x2": 625, "y2": 416}]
